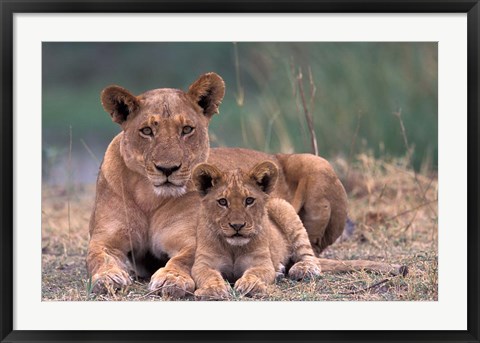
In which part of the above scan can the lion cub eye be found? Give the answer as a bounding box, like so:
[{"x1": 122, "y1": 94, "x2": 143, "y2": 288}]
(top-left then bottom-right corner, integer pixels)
[
  {"x1": 245, "y1": 197, "x2": 255, "y2": 206},
  {"x1": 140, "y1": 127, "x2": 153, "y2": 136},
  {"x1": 182, "y1": 126, "x2": 194, "y2": 135},
  {"x1": 217, "y1": 198, "x2": 228, "y2": 207}
]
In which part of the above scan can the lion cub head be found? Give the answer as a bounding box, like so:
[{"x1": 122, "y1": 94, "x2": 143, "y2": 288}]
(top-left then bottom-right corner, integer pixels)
[
  {"x1": 100, "y1": 73, "x2": 225, "y2": 197},
  {"x1": 192, "y1": 161, "x2": 278, "y2": 246}
]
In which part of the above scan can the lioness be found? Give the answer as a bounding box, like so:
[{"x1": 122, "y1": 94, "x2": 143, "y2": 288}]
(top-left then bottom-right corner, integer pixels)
[
  {"x1": 191, "y1": 161, "x2": 321, "y2": 299},
  {"x1": 87, "y1": 72, "x2": 348, "y2": 297}
]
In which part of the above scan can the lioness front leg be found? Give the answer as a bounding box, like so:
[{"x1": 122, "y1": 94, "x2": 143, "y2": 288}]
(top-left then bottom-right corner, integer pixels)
[
  {"x1": 86, "y1": 238, "x2": 132, "y2": 294},
  {"x1": 87, "y1": 176, "x2": 149, "y2": 294},
  {"x1": 149, "y1": 245, "x2": 196, "y2": 298}
]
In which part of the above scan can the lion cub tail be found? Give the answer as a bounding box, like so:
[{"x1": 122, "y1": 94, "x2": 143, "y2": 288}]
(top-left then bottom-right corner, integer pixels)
[
  {"x1": 318, "y1": 258, "x2": 408, "y2": 276},
  {"x1": 267, "y1": 198, "x2": 407, "y2": 277}
]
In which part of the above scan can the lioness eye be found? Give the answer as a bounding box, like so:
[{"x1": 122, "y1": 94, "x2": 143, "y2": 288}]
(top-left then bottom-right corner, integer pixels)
[
  {"x1": 182, "y1": 126, "x2": 194, "y2": 135},
  {"x1": 245, "y1": 197, "x2": 255, "y2": 206},
  {"x1": 140, "y1": 127, "x2": 153, "y2": 136},
  {"x1": 217, "y1": 198, "x2": 228, "y2": 207}
]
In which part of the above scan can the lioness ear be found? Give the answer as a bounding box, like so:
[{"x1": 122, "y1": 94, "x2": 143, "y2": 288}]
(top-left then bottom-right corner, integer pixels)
[
  {"x1": 192, "y1": 163, "x2": 223, "y2": 196},
  {"x1": 101, "y1": 85, "x2": 140, "y2": 125},
  {"x1": 249, "y1": 161, "x2": 279, "y2": 194},
  {"x1": 187, "y1": 72, "x2": 225, "y2": 118}
]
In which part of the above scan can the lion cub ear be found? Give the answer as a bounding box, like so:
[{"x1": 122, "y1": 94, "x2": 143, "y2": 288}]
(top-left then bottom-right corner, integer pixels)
[
  {"x1": 101, "y1": 85, "x2": 140, "y2": 125},
  {"x1": 249, "y1": 161, "x2": 279, "y2": 194},
  {"x1": 192, "y1": 163, "x2": 223, "y2": 196},
  {"x1": 187, "y1": 72, "x2": 226, "y2": 119}
]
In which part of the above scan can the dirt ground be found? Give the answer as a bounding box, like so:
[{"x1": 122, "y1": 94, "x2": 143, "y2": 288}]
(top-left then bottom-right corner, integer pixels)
[{"x1": 42, "y1": 153, "x2": 438, "y2": 301}]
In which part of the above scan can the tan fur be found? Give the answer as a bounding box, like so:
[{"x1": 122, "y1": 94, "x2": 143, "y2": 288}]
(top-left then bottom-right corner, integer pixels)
[
  {"x1": 207, "y1": 149, "x2": 348, "y2": 255},
  {"x1": 87, "y1": 72, "x2": 349, "y2": 297},
  {"x1": 87, "y1": 73, "x2": 225, "y2": 297},
  {"x1": 191, "y1": 162, "x2": 321, "y2": 300}
]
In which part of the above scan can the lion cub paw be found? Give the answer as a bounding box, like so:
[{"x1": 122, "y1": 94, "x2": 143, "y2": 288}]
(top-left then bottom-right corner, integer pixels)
[
  {"x1": 91, "y1": 267, "x2": 132, "y2": 294},
  {"x1": 234, "y1": 275, "x2": 268, "y2": 297},
  {"x1": 194, "y1": 284, "x2": 230, "y2": 301},
  {"x1": 288, "y1": 260, "x2": 321, "y2": 281},
  {"x1": 149, "y1": 268, "x2": 195, "y2": 299}
]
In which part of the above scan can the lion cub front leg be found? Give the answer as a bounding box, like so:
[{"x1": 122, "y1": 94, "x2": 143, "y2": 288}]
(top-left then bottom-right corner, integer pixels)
[
  {"x1": 287, "y1": 230, "x2": 322, "y2": 281},
  {"x1": 234, "y1": 254, "x2": 276, "y2": 297},
  {"x1": 149, "y1": 245, "x2": 196, "y2": 299},
  {"x1": 268, "y1": 198, "x2": 321, "y2": 281},
  {"x1": 192, "y1": 260, "x2": 230, "y2": 301}
]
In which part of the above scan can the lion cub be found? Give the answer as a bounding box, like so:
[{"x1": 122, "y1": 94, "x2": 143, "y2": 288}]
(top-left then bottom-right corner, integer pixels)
[{"x1": 191, "y1": 161, "x2": 321, "y2": 299}]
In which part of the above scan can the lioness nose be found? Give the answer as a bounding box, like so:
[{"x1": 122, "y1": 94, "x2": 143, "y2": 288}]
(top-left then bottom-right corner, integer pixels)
[
  {"x1": 229, "y1": 223, "x2": 246, "y2": 232},
  {"x1": 155, "y1": 164, "x2": 181, "y2": 177}
]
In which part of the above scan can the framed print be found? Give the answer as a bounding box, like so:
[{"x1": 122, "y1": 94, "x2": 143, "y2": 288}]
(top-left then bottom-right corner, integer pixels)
[{"x1": 1, "y1": 1, "x2": 479, "y2": 342}]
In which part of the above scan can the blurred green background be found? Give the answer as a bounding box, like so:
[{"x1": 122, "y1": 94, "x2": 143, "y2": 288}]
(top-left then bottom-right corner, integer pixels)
[{"x1": 42, "y1": 42, "x2": 437, "y2": 184}]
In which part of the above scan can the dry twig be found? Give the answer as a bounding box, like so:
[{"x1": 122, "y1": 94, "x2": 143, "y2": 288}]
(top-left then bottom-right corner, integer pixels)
[
  {"x1": 121, "y1": 180, "x2": 138, "y2": 281},
  {"x1": 296, "y1": 68, "x2": 318, "y2": 156},
  {"x1": 233, "y1": 42, "x2": 244, "y2": 107}
]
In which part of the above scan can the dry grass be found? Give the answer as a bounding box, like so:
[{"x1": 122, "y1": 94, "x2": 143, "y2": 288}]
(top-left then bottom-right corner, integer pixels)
[{"x1": 41, "y1": 153, "x2": 437, "y2": 301}]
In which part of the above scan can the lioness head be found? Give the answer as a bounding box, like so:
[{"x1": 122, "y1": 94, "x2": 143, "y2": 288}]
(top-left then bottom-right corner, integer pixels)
[
  {"x1": 192, "y1": 161, "x2": 279, "y2": 246},
  {"x1": 101, "y1": 73, "x2": 225, "y2": 197}
]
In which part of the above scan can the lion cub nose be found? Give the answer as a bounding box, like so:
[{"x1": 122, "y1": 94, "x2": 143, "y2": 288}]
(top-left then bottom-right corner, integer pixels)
[
  {"x1": 229, "y1": 223, "x2": 246, "y2": 232},
  {"x1": 155, "y1": 164, "x2": 181, "y2": 177}
]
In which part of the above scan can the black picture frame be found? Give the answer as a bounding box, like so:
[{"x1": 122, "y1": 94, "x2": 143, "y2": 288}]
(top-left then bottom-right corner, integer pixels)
[{"x1": 1, "y1": 1, "x2": 479, "y2": 342}]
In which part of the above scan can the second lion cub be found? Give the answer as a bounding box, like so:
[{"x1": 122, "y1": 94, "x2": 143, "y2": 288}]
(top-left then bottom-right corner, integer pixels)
[{"x1": 191, "y1": 160, "x2": 321, "y2": 300}]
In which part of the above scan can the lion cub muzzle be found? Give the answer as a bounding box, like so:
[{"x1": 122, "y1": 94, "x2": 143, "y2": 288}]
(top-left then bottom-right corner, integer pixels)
[
  {"x1": 229, "y1": 222, "x2": 246, "y2": 232},
  {"x1": 225, "y1": 222, "x2": 250, "y2": 246}
]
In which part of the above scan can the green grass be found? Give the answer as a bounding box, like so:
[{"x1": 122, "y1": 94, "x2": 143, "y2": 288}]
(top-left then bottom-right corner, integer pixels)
[{"x1": 43, "y1": 42, "x2": 438, "y2": 171}]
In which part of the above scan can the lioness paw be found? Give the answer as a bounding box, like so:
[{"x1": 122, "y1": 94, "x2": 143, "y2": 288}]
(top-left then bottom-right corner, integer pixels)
[
  {"x1": 194, "y1": 284, "x2": 230, "y2": 301},
  {"x1": 90, "y1": 267, "x2": 132, "y2": 294},
  {"x1": 288, "y1": 260, "x2": 321, "y2": 281},
  {"x1": 234, "y1": 276, "x2": 267, "y2": 297},
  {"x1": 149, "y1": 268, "x2": 195, "y2": 299}
]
